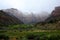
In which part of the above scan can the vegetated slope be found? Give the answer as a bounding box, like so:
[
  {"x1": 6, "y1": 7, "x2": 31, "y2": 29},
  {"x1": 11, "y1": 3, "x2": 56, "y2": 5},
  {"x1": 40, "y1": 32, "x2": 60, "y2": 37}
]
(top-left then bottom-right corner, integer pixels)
[
  {"x1": 0, "y1": 10, "x2": 23, "y2": 26},
  {"x1": 35, "y1": 6, "x2": 60, "y2": 30}
]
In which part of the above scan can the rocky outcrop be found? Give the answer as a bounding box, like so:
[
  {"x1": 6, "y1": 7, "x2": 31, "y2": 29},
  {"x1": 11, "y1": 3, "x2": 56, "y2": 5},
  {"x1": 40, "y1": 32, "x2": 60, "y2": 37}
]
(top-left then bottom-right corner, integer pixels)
[
  {"x1": 51, "y1": 6, "x2": 60, "y2": 17},
  {"x1": 35, "y1": 6, "x2": 60, "y2": 30},
  {"x1": 0, "y1": 10, "x2": 23, "y2": 26},
  {"x1": 45, "y1": 6, "x2": 60, "y2": 23}
]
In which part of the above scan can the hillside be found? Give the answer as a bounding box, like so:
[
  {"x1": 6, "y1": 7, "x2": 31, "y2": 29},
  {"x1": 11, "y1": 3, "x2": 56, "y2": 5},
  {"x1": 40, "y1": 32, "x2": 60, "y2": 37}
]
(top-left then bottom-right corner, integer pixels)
[
  {"x1": 0, "y1": 7, "x2": 60, "y2": 40},
  {"x1": 35, "y1": 6, "x2": 60, "y2": 30},
  {"x1": 0, "y1": 10, "x2": 23, "y2": 26}
]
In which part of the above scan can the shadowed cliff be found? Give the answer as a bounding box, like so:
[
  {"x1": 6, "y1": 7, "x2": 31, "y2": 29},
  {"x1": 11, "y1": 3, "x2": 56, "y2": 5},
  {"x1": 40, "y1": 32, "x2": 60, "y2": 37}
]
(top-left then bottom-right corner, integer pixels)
[
  {"x1": 35, "y1": 6, "x2": 60, "y2": 30},
  {"x1": 0, "y1": 10, "x2": 23, "y2": 26}
]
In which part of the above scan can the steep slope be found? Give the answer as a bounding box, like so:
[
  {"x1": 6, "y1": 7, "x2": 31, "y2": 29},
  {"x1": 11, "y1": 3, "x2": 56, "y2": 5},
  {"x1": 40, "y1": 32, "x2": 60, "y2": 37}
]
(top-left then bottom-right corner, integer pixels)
[
  {"x1": 22, "y1": 13, "x2": 37, "y2": 24},
  {"x1": 35, "y1": 6, "x2": 60, "y2": 30},
  {"x1": 2, "y1": 8, "x2": 50, "y2": 24},
  {"x1": 3, "y1": 8, "x2": 23, "y2": 21},
  {"x1": 35, "y1": 12, "x2": 50, "y2": 22},
  {"x1": 22, "y1": 12, "x2": 50, "y2": 24},
  {"x1": 0, "y1": 10, "x2": 23, "y2": 26},
  {"x1": 46, "y1": 6, "x2": 60, "y2": 23}
]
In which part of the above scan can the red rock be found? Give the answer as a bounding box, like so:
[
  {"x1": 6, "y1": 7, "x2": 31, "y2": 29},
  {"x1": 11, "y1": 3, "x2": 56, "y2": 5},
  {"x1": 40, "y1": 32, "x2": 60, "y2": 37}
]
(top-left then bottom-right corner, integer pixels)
[
  {"x1": 0, "y1": 10, "x2": 23, "y2": 26},
  {"x1": 51, "y1": 6, "x2": 60, "y2": 17}
]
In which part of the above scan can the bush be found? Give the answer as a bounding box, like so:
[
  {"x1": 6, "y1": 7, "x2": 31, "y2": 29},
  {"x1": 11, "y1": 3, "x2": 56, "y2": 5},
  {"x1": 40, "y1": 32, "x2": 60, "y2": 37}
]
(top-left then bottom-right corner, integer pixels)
[
  {"x1": 0, "y1": 34, "x2": 9, "y2": 40},
  {"x1": 48, "y1": 34, "x2": 60, "y2": 40},
  {"x1": 24, "y1": 32, "x2": 60, "y2": 40}
]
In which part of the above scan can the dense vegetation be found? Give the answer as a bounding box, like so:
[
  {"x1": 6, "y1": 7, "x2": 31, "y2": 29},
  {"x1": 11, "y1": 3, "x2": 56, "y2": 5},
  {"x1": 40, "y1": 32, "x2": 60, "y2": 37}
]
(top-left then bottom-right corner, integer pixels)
[
  {"x1": 0, "y1": 30, "x2": 60, "y2": 40},
  {"x1": 0, "y1": 23, "x2": 60, "y2": 40},
  {"x1": 0, "y1": 15, "x2": 60, "y2": 40}
]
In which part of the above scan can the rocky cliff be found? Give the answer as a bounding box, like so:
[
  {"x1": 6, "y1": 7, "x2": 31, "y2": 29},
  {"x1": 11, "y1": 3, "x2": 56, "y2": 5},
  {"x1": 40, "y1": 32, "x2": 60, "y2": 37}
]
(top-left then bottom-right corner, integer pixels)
[
  {"x1": 0, "y1": 10, "x2": 23, "y2": 26},
  {"x1": 52, "y1": 6, "x2": 60, "y2": 17},
  {"x1": 45, "y1": 6, "x2": 60, "y2": 23},
  {"x1": 35, "y1": 6, "x2": 60, "y2": 30}
]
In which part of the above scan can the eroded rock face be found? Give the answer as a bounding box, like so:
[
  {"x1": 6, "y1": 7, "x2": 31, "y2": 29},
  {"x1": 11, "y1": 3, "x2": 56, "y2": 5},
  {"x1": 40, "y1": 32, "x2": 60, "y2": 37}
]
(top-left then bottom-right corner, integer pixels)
[
  {"x1": 0, "y1": 10, "x2": 23, "y2": 26},
  {"x1": 51, "y1": 6, "x2": 60, "y2": 17},
  {"x1": 0, "y1": 8, "x2": 50, "y2": 24},
  {"x1": 45, "y1": 6, "x2": 60, "y2": 23}
]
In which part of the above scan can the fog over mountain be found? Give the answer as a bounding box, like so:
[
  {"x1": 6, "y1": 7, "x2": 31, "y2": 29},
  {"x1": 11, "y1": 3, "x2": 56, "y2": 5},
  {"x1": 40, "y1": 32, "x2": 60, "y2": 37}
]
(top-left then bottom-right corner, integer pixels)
[
  {"x1": 0, "y1": 6, "x2": 60, "y2": 24},
  {"x1": 0, "y1": 0, "x2": 60, "y2": 13},
  {"x1": 2, "y1": 8, "x2": 50, "y2": 24}
]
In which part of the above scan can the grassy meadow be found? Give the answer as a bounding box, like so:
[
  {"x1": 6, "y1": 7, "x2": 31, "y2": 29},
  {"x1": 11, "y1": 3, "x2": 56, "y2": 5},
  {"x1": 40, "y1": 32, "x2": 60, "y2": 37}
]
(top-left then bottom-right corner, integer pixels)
[{"x1": 0, "y1": 24, "x2": 60, "y2": 40}]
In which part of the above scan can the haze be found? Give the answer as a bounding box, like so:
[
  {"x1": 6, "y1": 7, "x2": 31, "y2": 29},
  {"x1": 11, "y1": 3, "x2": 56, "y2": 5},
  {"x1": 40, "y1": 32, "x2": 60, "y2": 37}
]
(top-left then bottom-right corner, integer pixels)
[{"x1": 0, "y1": 0, "x2": 60, "y2": 13}]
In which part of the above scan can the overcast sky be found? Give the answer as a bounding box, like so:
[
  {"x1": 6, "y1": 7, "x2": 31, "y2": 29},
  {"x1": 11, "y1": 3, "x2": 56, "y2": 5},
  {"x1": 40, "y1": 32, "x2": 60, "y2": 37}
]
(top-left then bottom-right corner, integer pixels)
[{"x1": 0, "y1": 0, "x2": 60, "y2": 13}]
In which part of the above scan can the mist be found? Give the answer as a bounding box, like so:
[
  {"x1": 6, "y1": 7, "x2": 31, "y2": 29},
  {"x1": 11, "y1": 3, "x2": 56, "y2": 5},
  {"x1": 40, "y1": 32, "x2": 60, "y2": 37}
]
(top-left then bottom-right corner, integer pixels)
[{"x1": 0, "y1": 0, "x2": 60, "y2": 13}]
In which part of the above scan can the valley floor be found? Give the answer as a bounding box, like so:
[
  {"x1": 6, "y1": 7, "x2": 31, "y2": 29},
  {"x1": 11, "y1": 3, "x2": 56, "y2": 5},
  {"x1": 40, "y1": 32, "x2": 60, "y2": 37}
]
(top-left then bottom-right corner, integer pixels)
[
  {"x1": 0, "y1": 30, "x2": 60, "y2": 40},
  {"x1": 0, "y1": 24, "x2": 60, "y2": 40}
]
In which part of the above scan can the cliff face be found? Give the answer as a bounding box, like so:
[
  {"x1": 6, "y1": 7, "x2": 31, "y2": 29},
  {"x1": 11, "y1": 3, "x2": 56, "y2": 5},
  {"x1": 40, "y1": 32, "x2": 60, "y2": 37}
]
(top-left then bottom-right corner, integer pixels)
[
  {"x1": 0, "y1": 10, "x2": 23, "y2": 26},
  {"x1": 3, "y1": 8, "x2": 50, "y2": 24},
  {"x1": 45, "y1": 6, "x2": 60, "y2": 23},
  {"x1": 51, "y1": 6, "x2": 60, "y2": 17},
  {"x1": 35, "y1": 6, "x2": 60, "y2": 30}
]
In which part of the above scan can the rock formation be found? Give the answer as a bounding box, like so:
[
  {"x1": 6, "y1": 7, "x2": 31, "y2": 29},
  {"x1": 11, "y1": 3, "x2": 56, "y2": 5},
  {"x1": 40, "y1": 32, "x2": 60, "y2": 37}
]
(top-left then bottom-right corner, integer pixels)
[
  {"x1": 0, "y1": 10, "x2": 23, "y2": 26},
  {"x1": 0, "y1": 8, "x2": 50, "y2": 24},
  {"x1": 51, "y1": 6, "x2": 60, "y2": 17},
  {"x1": 45, "y1": 6, "x2": 60, "y2": 23}
]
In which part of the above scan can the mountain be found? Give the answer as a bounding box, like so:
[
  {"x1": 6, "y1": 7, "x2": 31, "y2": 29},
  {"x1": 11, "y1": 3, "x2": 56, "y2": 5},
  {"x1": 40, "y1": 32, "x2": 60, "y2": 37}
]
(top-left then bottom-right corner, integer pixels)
[
  {"x1": 35, "y1": 12, "x2": 50, "y2": 23},
  {"x1": 3, "y1": 8, "x2": 24, "y2": 21},
  {"x1": 3, "y1": 8, "x2": 34, "y2": 24},
  {"x1": 52, "y1": 6, "x2": 60, "y2": 17},
  {"x1": 0, "y1": 8, "x2": 50, "y2": 24},
  {"x1": 21, "y1": 12, "x2": 50, "y2": 24},
  {"x1": 35, "y1": 6, "x2": 60, "y2": 30},
  {"x1": 0, "y1": 9, "x2": 23, "y2": 26},
  {"x1": 45, "y1": 6, "x2": 60, "y2": 23},
  {"x1": 22, "y1": 12, "x2": 37, "y2": 24}
]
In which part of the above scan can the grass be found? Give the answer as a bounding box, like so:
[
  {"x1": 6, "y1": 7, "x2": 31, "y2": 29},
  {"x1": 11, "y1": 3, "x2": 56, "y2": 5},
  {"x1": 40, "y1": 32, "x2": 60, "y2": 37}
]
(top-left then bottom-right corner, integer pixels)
[
  {"x1": 0, "y1": 23, "x2": 60, "y2": 40},
  {"x1": 0, "y1": 29, "x2": 60, "y2": 40}
]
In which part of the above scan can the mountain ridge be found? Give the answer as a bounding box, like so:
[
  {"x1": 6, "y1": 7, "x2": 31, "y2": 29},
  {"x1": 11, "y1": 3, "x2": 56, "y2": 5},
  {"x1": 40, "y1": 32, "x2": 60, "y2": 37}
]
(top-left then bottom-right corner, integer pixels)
[
  {"x1": 1, "y1": 8, "x2": 50, "y2": 24},
  {"x1": 0, "y1": 10, "x2": 23, "y2": 26}
]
